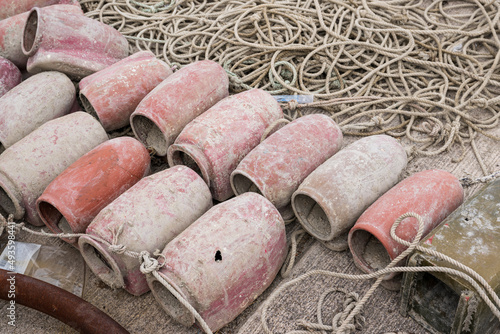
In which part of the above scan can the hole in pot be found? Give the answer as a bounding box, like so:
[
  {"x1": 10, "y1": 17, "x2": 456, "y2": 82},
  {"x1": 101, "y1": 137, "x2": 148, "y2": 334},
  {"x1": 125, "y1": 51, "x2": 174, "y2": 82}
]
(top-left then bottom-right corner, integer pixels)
[
  {"x1": 215, "y1": 250, "x2": 222, "y2": 262},
  {"x1": 412, "y1": 272, "x2": 459, "y2": 333},
  {"x1": 23, "y1": 10, "x2": 39, "y2": 55},
  {"x1": 232, "y1": 173, "x2": 262, "y2": 195},
  {"x1": 293, "y1": 193, "x2": 331, "y2": 240},
  {"x1": 131, "y1": 115, "x2": 167, "y2": 155}
]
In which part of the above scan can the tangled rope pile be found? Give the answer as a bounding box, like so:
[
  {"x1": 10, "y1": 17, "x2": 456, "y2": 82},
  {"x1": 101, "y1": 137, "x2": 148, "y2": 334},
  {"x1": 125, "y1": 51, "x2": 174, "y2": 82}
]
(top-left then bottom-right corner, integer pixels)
[{"x1": 79, "y1": 0, "x2": 500, "y2": 171}]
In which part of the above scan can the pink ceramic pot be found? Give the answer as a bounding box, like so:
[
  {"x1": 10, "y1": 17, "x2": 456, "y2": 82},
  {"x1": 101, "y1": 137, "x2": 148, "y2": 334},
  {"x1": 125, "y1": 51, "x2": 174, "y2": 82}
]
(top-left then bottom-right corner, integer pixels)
[
  {"x1": 0, "y1": 56, "x2": 21, "y2": 97},
  {"x1": 130, "y1": 60, "x2": 229, "y2": 156},
  {"x1": 0, "y1": 0, "x2": 80, "y2": 20},
  {"x1": 78, "y1": 166, "x2": 212, "y2": 296},
  {"x1": 292, "y1": 135, "x2": 408, "y2": 248},
  {"x1": 22, "y1": 6, "x2": 128, "y2": 79},
  {"x1": 168, "y1": 88, "x2": 284, "y2": 201},
  {"x1": 37, "y1": 137, "x2": 151, "y2": 246},
  {"x1": 0, "y1": 71, "x2": 76, "y2": 152},
  {"x1": 0, "y1": 4, "x2": 82, "y2": 68},
  {"x1": 79, "y1": 51, "x2": 172, "y2": 132},
  {"x1": 231, "y1": 114, "x2": 343, "y2": 221},
  {"x1": 0, "y1": 112, "x2": 108, "y2": 226},
  {"x1": 348, "y1": 169, "x2": 464, "y2": 289},
  {"x1": 149, "y1": 192, "x2": 287, "y2": 332}
]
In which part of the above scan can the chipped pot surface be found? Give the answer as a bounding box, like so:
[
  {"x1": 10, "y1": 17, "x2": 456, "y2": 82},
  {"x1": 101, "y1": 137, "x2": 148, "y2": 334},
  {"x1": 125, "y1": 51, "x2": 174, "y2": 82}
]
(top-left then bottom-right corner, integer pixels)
[
  {"x1": 168, "y1": 88, "x2": 284, "y2": 201},
  {"x1": 292, "y1": 134, "x2": 408, "y2": 242},
  {"x1": 79, "y1": 165, "x2": 212, "y2": 296},
  {"x1": 0, "y1": 112, "x2": 108, "y2": 226},
  {"x1": 37, "y1": 137, "x2": 151, "y2": 245},
  {"x1": 150, "y1": 192, "x2": 287, "y2": 332},
  {"x1": 231, "y1": 113, "x2": 343, "y2": 219}
]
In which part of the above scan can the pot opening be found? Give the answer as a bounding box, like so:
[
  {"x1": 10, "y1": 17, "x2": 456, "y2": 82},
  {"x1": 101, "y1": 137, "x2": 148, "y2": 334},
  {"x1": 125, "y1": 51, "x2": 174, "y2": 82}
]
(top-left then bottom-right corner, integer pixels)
[
  {"x1": 131, "y1": 115, "x2": 168, "y2": 156},
  {"x1": 0, "y1": 187, "x2": 16, "y2": 217},
  {"x1": 293, "y1": 193, "x2": 331, "y2": 240},
  {"x1": 79, "y1": 92, "x2": 98, "y2": 120},
  {"x1": 23, "y1": 10, "x2": 39, "y2": 55},
  {"x1": 79, "y1": 238, "x2": 124, "y2": 289},
  {"x1": 412, "y1": 272, "x2": 459, "y2": 333},
  {"x1": 38, "y1": 201, "x2": 78, "y2": 243},
  {"x1": 150, "y1": 277, "x2": 194, "y2": 327},
  {"x1": 231, "y1": 173, "x2": 262, "y2": 196},
  {"x1": 350, "y1": 230, "x2": 391, "y2": 272}
]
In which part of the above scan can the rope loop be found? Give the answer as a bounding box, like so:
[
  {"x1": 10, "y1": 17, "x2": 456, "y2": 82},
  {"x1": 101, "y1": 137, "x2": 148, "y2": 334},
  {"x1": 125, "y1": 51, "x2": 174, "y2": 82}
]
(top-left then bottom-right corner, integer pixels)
[{"x1": 139, "y1": 251, "x2": 162, "y2": 274}]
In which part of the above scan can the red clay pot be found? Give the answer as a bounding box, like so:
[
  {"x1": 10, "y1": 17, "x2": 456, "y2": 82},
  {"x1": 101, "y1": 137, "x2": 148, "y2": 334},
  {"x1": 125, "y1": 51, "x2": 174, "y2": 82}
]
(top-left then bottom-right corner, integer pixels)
[
  {"x1": 0, "y1": 4, "x2": 82, "y2": 68},
  {"x1": 347, "y1": 169, "x2": 464, "y2": 289},
  {"x1": 0, "y1": 0, "x2": 79, "y2": 20},
  {"x1": 0, "y1": 112, "x2": 108, "y2": 226},
  {"x1": 0, "y1": 71, "x2": 76, "y2": 152},
  {"x1": 78, "y1": 166, "x2": 212, "y2": 296},
  {"x1": 292, "y1": 135, "x2": 407, "y2": 249},
  {"x1": 130, "y1": 60, "x2": 229, "y2": 156},
  {"x1": 79, "y1": 51, "x2": 172, "y2": 132},
  {"x1": 231, "y1": 114, "x2": 343, "y2": 221},
  {"x1": 168, "y1": 88, "x2": 284, "y2": 201},
  {"x1": 37, "y1": 137, "x2": 151, "y2": 246},
  {"x1": 0, "y1": 56, "x2": 21, "y2": 97},
  {"x1": 22, "y1": 6, "x2": 128, "y2": 79},
  {"x1": 148, "y1": 192, "x2": 287, "y2": 332}
]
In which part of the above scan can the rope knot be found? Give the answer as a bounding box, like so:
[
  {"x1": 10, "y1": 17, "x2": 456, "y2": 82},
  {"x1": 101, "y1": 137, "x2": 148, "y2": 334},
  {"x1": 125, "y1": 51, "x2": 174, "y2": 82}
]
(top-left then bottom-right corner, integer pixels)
[
  {"x1": 371, "y1": 115, "x2": 384, "y2": 127},
  {"x1": 250, "y1": 13, "x2": 261, "y2": 23},
  {"x1": 139, "y1": 251, "x2": 162, "y2": 274},
  {"x1": 471, "y1": 98, "x2": 489, "y2": 109},
  {"x1": 108, "y1": 244, "x2": 127, "y2": 254},
  {"x1": 288, "y1": 99, "x2": 298, "y2": 112}
]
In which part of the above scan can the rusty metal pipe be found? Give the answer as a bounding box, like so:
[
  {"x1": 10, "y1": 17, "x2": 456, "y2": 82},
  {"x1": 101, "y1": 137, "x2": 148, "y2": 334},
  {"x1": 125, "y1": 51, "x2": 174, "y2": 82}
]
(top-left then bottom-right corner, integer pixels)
[{"x1": 0, "y1": 268, "x2": 129, "y2": 333}]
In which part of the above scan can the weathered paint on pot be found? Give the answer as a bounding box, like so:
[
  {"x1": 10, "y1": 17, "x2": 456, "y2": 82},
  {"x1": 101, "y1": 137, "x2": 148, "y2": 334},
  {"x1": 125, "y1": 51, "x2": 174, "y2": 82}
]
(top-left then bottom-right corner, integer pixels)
[
  {"x1": 168, "y1": 88, "x2": 284, "y2": 201},
  {"x1": 130, "y1": 60, "x2": 228, "y2": 156},
  {"x1": 78, "y1": 166, "x2": 212, "y2": 296},
  {"x1": 230, "y1": 114, "x2": 343, "y2": 221},
  {"x1": 22, "y1": 6, "x2": 128, "y2": 79},
  {"x1": 79, "y1": 51, "x2": 172, "y2": 132},
  {"x1": 0, "y1": 56, "x2": 21, "y2": 97},
  {"x1": 400, "y1": 178, "x2": 500, "y2": 334},
  {"x1": 148, "y1": 192, "x2": 287, "y2": 332},
  {"x1": 292, "y1": 135, "x2": 407, "y2": 248},
  {"x1": 0, "y1": 4, "x2": 82, "y2": 68},
  {"x1": 0, "y1": 0, "x2": 80, "y2": 20},
  {"x1": 37, "y1": 137, "x2": 151, "y2": 246},
  {"x1": 0, "y1": 71, "x2": 75, "y2": 152},
  {"x1": 348, "y1": 169, "x2": 464, "y2": 290},
  {"x1": 0, "y1": 112, "x2": 108, "y2": 226}
]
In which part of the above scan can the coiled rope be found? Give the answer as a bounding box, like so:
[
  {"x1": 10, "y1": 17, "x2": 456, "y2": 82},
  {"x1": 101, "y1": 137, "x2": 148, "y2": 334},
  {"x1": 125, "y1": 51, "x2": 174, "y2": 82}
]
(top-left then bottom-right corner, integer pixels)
[{"x1": 79, "y1": 0, "x2": 500, "y2": 169}]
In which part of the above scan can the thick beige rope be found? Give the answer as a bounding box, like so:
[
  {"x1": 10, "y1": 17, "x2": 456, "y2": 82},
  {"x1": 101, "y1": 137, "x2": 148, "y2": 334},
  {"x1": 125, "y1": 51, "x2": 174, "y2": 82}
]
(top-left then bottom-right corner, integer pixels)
[
  {"x1": 261, "y1": 212, "x2": 500, "y2": 334},
  {"x1": 80, "y1": 0, "x2": 500, "y2": 173}
]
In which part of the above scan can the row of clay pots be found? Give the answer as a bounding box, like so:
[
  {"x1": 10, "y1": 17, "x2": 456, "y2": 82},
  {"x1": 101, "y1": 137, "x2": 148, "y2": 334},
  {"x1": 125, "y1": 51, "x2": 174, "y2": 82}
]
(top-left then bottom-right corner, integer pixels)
[
  {"x1": 0, "y1": 3, "x2": 128, "y2": 77},
  {"x1": 228, "y1": 118, "x2": 465, "y2": 291}
]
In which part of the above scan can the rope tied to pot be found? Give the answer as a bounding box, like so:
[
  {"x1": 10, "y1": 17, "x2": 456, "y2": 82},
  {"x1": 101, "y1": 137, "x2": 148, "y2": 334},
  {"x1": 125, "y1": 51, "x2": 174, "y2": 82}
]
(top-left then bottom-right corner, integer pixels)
[{"x1": 269, "y1": 210, "x2": 500, "y2": 333}]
